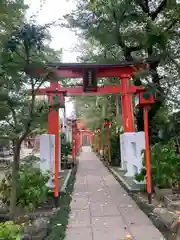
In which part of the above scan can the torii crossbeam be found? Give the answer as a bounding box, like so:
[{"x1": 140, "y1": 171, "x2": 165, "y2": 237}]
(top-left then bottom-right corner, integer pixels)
[
  {"x1": 28, "y1": 61, "x2": 148, "y2": 78},
  {"x1": 34, "y1": 85, "x2": 144, "y2": 96}
]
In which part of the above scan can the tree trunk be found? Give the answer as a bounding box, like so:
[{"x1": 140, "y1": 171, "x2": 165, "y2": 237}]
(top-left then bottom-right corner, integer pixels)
[{"x1": 9, "y1": 140, "x2": 21, "y2": 219}]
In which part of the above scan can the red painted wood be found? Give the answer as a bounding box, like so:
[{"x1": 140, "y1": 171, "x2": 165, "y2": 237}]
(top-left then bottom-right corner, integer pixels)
[
  {"x1": 47, "y1": 81, "x2": 60, "y2": 198},
  {"x1": 144, "y1": 106, "x2": 152, "y2": 203},
  {"x1": 29, "y1": 85, "x2": 144, "y2": 96},
  {"x1": 121, "y1": 77, "x2": 135, "y2": 132},
  {"x1": 72, "y1": 120, "x2": 77, "y2": 163},
  {"x1": 107, "y1": 127, "x2": 111, "y2": 163},
  {"x1": 30, "y1": 64, "x2": 147, "y2": 78}
]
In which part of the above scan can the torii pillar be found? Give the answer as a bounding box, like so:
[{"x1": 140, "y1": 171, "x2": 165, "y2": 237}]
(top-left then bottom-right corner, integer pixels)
[
  {"x1": 47, "y1": 81, "x2": 62, "y2": 204},
  {"x1": 121, "y1": 76, "x2": 135, "y2": 132},
  {"x1": 72, "y1": 119, "x2": 77, "y2": 164},
  {"x1": 120, "y1": 75, "x2": 144, "y2": 177}
]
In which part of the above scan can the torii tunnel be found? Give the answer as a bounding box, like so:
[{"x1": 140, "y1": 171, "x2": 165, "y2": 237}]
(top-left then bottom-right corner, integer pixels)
[{"x1": 27, "y1": 61, "x2": 150, "y2": 202}]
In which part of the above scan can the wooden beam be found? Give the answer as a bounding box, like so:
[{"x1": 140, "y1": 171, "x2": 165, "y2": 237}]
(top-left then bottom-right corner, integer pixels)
[{"x1": 29, "y1": 85, "x2": 144, "y2": 96}]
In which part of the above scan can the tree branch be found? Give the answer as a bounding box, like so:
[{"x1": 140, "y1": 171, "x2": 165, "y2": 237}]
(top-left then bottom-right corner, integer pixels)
[
  {"x1": 112, "y1": 9, "x2": 142, "y2": 61},
  {"x1": 144, "y1": 0, "x2": 149, "y2": 12},
  {"x1": 134, "y1": 0, "x2": 150, "y2": 14},
  {"x1": 112, "y1": 10, "x2": 126, "y2": 49},
  {"x1": 5, "y1": 118, "x2": 15, "y2": 130},
  {"x1": 164, "y1": 19, "x2": 178, "y2": 33},
  {"x1": 125, "y1": 45, "x2": 143, "y2": 58},
  {"x1": 135, "y1": 0, "x2": 167, "y2": 20},
  {"x1": 14, "y1": 49, "x2": 26, "y2": 61},
  {"x1": 8, "y1": 104, "x2": 18, "y2": 130},
  {"x1": 34, "y1": 72, "x2": 53, "y2": 92},
  {"x1": 19, "y1": 77, "x2": 35, "y2": 143},
  {"x1": 151, "y1": 0, "x2": 167, "y2": 20}
]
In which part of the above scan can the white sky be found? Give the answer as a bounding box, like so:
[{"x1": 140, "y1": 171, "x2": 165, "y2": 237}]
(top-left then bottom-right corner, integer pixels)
[
  {"x1": 25, "y1": 0, "x2": 80, "y2": 117},
  {"x1": 25, "y1": 0, "x2": 80, "y2": 62}
]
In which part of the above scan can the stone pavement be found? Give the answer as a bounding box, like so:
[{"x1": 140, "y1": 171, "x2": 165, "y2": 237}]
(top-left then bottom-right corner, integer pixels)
[{"x1": 65, "y1": 146, "x2": 163, "y2": 240}]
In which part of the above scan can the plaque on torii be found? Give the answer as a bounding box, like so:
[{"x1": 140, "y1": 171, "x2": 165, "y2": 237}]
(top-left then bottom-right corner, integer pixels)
[{"x1": 83, "y1": 68, "x2": 97, "y2": 92}]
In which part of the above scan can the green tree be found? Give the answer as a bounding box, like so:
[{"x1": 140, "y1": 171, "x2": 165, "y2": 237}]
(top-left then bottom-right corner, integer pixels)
[
  {"x1": 64, "y1": 0, "x2": 180, "y2": 138},
  {"x1": 0, "y1": 0, "x2": 27, "y2": 120},
  {"x1": 0, "y1": 22, "x2": 62, "y2": 217}
]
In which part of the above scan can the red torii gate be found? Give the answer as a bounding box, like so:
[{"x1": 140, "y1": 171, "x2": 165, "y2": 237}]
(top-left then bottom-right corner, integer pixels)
[
  {"x1": 28, "y1": 62, "x2": 148, "y2": 204},
  {"x1": 73, "y1": 119, "x2": 92, "y2": 153}
]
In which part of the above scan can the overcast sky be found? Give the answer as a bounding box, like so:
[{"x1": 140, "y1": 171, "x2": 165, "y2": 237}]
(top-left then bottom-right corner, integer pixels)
[
  {"x1": 26, "y1": 0, "x2": 79, "y2": 62},
  {"x1": 25, "y1": 0, "x2": 79, "y2": 117}
]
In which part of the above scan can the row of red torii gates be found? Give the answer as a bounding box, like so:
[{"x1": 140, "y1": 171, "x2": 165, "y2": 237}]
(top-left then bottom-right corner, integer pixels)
[{"x1": 28, "y1": 61, "x2": 154, "y2": 204}]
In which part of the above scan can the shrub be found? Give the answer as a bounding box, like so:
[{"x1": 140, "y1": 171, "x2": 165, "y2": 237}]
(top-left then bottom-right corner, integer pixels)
[
  {"x1": 135, "y1": 140, "x2": 180, "y2": 188},
  {"x1": 61, "y1": 133, "x2": 72, "y2": 157},
  {"x1": 21, "y1": 154, "x2": 40, "y2": 167},
  {"x1": 110, "y1": 134, "x2": 121, "y2": 165},
  {"x1": 0, "y1": 221, "x2": 23, "y2": 239},
  {"x1": 61, "y1": 142, "x2": 72, "y2": 157},
  {"x1": 0, "y1": 155, "x2": 49, "y2": 211},
  {"x1": 103, "y1": 133, "x2": 121, "y2": 166}
]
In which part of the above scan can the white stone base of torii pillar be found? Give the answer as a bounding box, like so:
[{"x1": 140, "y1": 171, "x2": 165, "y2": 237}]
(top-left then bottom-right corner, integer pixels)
[
  {"x1": 120, "y1": 131, "x2": 145, "y2": 180},
  {"x1": 40, "y1": 134, "x2": 61, "y2": 189}
]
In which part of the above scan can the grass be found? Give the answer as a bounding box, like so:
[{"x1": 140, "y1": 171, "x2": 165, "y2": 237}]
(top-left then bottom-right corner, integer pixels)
[{"x1": 46, "y1": 165, "x2": 77, "y2": 240}]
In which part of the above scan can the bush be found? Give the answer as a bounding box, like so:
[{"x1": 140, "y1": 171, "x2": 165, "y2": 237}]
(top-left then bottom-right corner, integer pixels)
[
  {"x1": 61, "y1": 142, "x2": 72, "y2": 157},
  {"x1": 61, "y1": 133, "x2": 72, "y2": 157},
  {"x1": 110, "y1": 134, "x2": 121, "y2": 166},
  {"x1": 135, "y1": 140, "x2": 180, "y2": 188},
  {"x1": 104, "y1": 133, "x2": 121, "y2": 166},
  {"x1": 0, "y1": 221, "x2": 23, "y2": 239},
  {"x1": 0, "y1": 155, "x2": 49, "y2": 211},
  {"x1": 21, "y1": 154, "x2": 40, "y2": 167}
]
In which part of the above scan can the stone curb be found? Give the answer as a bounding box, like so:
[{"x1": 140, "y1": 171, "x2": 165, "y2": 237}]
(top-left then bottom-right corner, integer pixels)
[
  {"x1": 100, "y1": 159, "x2": 140, "y2": 192},
  {"x1": 109, "y1": 167, "x2": 140, "y2": 192},
  {"x1": 60, "y1": 157, "x2": 79, "y2": 194},
  {"x1": 100, "y1": 159, "x2": 176, "y2": 239},
  {"x1": 60, "y1": 159, "x2": 79, "y2": 195}
]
